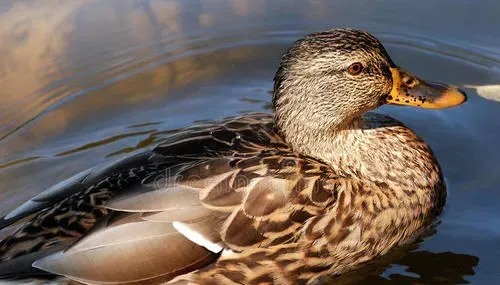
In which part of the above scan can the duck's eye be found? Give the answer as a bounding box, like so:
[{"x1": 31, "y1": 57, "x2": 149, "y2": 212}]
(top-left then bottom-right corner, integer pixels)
[{"x1": 347, "y1": 62, "x2": 363, "y2": 75}]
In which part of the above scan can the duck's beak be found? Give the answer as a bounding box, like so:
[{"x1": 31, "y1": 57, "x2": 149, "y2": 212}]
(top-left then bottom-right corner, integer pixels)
[{"x1": 384, "y1": 67, "x2": 467, "y2": 108}]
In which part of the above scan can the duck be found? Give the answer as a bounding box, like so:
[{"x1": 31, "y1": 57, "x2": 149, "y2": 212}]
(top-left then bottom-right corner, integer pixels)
[{"x1": 0, "y1": 28, "x2": 466, "y2": 285}]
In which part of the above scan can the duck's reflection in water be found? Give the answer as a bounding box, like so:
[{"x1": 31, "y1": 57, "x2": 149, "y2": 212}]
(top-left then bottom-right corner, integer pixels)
[{"x1": 322, "y1": 245, "x2": 478, "y2": 285}]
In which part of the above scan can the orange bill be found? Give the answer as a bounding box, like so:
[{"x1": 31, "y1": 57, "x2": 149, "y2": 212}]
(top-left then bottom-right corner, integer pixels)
[{"x1": 385, "y1": 67, "x2": 467, "y2": 108}]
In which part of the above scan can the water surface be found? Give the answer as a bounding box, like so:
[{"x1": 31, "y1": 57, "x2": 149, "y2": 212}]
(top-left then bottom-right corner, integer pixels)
[{"x1": 0, "y1": 0, "x2": 499, "y2": 284}]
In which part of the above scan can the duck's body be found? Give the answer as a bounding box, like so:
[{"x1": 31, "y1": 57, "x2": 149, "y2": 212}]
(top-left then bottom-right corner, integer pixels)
[{"x1": 0, "y1": 29, "x2": 465, "y2": 285}]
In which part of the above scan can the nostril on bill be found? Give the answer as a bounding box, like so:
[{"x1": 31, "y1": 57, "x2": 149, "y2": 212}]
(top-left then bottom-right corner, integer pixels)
[{"x1": 403, "y1": 76, "x2": 415, "y2": 87}]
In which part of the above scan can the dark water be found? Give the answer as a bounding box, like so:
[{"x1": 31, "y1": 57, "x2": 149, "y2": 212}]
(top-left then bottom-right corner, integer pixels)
[{"x1": 0, "y1": 0, "x2": 499, "y2": 284}]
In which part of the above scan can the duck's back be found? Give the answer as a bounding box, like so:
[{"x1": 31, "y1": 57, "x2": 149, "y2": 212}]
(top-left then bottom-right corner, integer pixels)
[{"x1": 0, "y1": 113, "x2": 341, "y2": 284}]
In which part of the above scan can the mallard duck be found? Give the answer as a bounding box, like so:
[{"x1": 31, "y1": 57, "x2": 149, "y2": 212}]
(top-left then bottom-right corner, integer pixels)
[{"x1": 0, "y1": 29, "x2": 466, "y2": 285}]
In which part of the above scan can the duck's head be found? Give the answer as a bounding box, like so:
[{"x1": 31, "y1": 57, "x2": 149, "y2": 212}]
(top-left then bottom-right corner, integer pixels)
[{"x1": 273, "y1": 29, "x2": 466, "y2": 136}]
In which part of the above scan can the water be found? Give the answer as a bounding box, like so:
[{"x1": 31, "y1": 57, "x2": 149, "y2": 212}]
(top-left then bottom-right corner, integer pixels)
[{"x1": 0, "y1": 0, "x2": 499, "y2": 284}]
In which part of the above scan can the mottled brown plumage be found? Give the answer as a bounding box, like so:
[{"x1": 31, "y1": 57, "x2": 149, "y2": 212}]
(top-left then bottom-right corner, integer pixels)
[{"x1": 0, "y1": 29, "x2": 466, "y2": 284}]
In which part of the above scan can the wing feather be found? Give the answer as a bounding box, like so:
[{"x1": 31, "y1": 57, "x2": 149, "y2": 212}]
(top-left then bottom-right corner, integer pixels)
[
  {"x1": 140, "y1": 206, "x2": 214, "y2": 223},
  {"x1": 103, "y1": 184, "x2": 200, "y2": 212},
  {"x1": 33, "y1": 214, "x2": 217, "y2": 284}
]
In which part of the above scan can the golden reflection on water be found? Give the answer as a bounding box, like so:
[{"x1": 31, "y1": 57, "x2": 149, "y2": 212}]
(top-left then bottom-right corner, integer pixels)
[
  {"x1": 0, "y1": 0, "x2": 277, "y2": 155},
  {"x1": 0, "y1": 1, "x2": 82, "y2": 134},
  {"x1": 0, "y1": 44, "x2": 266, "y2": 157},
  {"x1": 0, "y1": 0, "x2": 224, "y2": 141}
]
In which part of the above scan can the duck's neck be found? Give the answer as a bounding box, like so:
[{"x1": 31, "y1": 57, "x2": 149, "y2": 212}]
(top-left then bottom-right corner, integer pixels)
[{"x1": 277, "y1": 112, "x2": 444, "y2": 205}]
